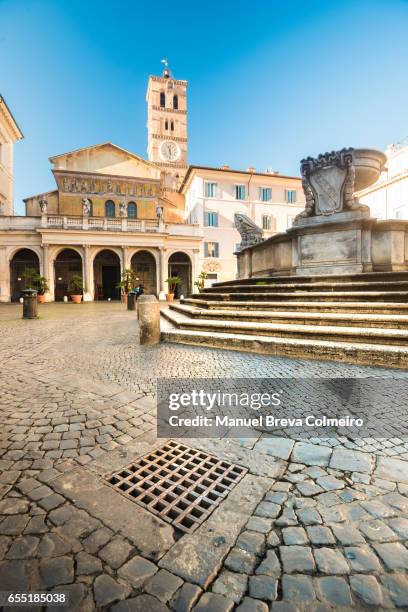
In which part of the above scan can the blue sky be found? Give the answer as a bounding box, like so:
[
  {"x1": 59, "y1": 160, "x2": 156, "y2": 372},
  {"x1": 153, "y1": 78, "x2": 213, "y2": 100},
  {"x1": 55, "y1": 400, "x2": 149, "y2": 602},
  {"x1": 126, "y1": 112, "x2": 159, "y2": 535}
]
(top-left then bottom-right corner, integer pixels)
[{"x1": 1, "y1": 0, "x2": 407, "y2": 214}]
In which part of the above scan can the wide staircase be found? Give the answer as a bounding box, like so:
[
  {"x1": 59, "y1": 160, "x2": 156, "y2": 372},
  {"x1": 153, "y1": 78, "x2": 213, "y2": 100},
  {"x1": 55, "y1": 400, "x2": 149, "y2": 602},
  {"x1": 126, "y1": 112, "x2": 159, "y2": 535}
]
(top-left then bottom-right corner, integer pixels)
[{"x1": 160, "y1": 272, "x2": 408, "y2": 368}]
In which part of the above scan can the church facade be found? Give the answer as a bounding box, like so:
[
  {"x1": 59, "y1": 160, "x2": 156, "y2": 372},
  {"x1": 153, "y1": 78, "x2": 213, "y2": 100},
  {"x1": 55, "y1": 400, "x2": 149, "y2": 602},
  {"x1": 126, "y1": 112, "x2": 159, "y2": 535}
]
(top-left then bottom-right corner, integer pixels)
[{"x1": 0, "y1": 68, "x2": 202, "y2": 303}]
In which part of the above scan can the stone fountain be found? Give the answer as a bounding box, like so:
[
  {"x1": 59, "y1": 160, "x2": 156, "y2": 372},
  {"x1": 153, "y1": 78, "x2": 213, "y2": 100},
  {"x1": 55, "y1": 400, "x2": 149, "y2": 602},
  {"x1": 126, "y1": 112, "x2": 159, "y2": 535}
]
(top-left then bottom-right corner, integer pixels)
[{"x1": 235, "y1": 146, "x2": 408, "y2": 278}]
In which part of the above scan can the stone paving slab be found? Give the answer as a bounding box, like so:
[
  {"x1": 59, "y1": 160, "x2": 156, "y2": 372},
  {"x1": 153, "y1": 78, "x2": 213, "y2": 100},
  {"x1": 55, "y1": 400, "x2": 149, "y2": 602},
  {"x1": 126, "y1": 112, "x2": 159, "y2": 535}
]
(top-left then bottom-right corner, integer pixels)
[{"x1": 51, "y1": 465, "x2": 175, "y2": 561}]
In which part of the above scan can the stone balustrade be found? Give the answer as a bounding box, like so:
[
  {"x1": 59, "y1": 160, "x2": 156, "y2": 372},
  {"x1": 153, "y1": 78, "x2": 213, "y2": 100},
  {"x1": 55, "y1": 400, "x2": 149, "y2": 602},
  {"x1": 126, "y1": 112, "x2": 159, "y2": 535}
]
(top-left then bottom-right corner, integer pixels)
[{"x1": 0, "y1": 214, "x2": 202, "y2": 236}]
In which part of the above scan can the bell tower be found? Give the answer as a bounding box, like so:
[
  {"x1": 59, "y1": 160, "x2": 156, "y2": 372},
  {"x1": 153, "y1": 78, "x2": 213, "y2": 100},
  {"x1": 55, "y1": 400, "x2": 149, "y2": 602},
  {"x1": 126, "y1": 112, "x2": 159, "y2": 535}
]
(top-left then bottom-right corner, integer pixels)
[{"x1": 146, "y1": 60, "x2": 188, "y2": 189}]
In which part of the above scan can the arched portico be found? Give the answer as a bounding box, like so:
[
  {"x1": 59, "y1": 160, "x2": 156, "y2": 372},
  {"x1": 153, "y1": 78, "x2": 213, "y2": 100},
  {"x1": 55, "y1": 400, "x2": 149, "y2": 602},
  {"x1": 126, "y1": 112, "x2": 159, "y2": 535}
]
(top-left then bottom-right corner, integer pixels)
[
  {"x1": 93, "y1": 249, "x2": 121, "y2": 300},
  {"x1": 10, "y1": 248, "x2": 40, "y2": 302},
  {"x1": 168, "y1": 251, "x2": 192, "y2": 297}
]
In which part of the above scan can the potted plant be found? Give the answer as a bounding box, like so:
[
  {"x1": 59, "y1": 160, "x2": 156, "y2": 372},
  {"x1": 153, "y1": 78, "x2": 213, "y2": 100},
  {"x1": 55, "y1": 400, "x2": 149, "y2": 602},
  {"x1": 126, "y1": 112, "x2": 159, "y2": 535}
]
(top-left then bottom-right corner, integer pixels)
[
  {"x1": 194, "y1": 270, "x2": 208, "y2": 293},
  {"x1": 68, "y1": 275, "x2": 83, "y2": 303},
  {"x1": 117, "y1": 268, "x2": 138, "y2": 303},
  {"x1": 165, "y1": 276, "x2": 182, "y2": 302},
  {"x1": 33, "y1": 274, "x2": 49, "y2": 303}
]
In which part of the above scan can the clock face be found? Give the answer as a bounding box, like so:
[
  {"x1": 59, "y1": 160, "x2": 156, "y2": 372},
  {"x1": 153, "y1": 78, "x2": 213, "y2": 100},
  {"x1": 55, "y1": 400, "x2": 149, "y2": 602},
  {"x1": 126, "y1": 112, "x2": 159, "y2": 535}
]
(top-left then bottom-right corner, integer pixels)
[{"x1": 159, "y1": 140, "x2": 181, "y2": 162}]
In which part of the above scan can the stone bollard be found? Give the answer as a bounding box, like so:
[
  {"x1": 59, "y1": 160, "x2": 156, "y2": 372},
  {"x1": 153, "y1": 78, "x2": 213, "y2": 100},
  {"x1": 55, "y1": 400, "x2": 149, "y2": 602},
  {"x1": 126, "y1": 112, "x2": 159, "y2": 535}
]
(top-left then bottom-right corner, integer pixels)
[
  {"x1": 138, "y1": 295, "x2": 160, "y2": 345},
  {"x1": 22, "y1": 288, "x2": 38, "y2": 319},
  {"x1": 127, "y1": 292, "x2": 136, "y2": 311}
]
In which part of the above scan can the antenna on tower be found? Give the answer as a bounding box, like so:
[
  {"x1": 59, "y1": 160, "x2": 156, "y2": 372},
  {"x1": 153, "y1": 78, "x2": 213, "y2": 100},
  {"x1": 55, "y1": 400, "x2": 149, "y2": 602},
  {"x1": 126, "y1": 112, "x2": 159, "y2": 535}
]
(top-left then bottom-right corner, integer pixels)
[{"x1": 161, "y1": 58, "x2": 171, "y2": 78}]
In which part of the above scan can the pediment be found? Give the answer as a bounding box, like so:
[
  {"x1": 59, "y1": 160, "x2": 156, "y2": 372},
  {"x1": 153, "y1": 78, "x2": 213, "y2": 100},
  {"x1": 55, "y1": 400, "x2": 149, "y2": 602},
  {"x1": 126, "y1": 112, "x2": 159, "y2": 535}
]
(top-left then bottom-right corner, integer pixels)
[{"x1": 49, "y1": 142, "x2": 160, "y2": 180}]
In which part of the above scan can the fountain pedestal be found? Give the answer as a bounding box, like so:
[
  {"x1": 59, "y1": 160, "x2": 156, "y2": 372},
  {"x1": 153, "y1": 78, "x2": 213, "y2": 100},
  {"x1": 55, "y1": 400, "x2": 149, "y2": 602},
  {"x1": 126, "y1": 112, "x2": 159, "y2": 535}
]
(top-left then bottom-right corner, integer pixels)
[{"x1": 290, "y1": 209, "x2": 376, "y2": 276}]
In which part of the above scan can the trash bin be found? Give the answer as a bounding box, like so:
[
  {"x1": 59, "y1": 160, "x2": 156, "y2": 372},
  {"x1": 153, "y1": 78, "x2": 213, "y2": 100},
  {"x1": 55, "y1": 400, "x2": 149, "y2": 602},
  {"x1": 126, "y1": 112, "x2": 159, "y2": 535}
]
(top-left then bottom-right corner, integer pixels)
[
  {"x1": 21, "y1": 288, "x2": 38, "y2": 319},
  {"x1": 127, "y1": 292, "x2": 137, "y2": 311}
]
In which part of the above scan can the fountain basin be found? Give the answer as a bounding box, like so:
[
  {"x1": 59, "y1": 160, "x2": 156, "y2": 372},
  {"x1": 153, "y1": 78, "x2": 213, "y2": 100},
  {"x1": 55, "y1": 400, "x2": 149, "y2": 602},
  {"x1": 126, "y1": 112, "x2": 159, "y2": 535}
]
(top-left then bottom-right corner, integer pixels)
[{"x1": 352, "y1": 148, "x2": 387, "y2": 191}]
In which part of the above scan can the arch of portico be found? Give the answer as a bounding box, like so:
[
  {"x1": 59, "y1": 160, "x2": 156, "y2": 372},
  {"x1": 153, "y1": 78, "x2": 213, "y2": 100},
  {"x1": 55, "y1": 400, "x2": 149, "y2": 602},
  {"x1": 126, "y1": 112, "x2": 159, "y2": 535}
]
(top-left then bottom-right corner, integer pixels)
[
  {"x1": 167, "y1": 251, "x2": 193, "y2": 297},
  {"x1": 53, "y1": 248, "x2": 83, "y2": 301},
  {"x1": 92, "y1": 248, "x2": 122, "y2": 300},
  {"x1": 9, "y1": 248, "x2": 41, "y2": 302},
  {"x1": 130, "y1": 249, "x2": 158, "y2": 295}
]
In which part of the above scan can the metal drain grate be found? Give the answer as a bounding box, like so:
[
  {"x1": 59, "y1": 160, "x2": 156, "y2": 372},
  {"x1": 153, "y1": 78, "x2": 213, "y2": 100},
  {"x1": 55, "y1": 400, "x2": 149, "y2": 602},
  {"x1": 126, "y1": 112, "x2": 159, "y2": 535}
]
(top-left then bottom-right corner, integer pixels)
[{"x1": 105, "y1": 441, "x2": 247, "y2": 533}]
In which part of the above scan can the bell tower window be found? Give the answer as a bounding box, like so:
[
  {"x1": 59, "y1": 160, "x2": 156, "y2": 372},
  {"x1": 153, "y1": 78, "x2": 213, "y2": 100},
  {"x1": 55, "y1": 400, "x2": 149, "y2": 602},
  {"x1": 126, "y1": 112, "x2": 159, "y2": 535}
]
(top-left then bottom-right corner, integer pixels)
[
  {"x1": 160, "y1": 92, "x2": 165, "y2": 108},
  {"x1": 173, "y1": 94, "x2": 178, "y2": 110},
  {"x1": 165, "y1": 120, "x2": 168, "y2": 130},
  {"x1": 171, "y1": 121, "x2": 174, "y2": 131}
]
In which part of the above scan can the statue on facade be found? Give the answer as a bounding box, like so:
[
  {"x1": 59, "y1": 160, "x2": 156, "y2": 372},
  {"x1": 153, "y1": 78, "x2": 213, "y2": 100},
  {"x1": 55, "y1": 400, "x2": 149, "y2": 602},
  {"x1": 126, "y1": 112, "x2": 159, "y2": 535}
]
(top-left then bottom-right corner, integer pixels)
[
  {"x1": 295, "y1": 147, "x2": 372, "y2": 222},
  {"x1": 234, "y1": 213, "x2": 263, "y2": 250},
  {"x1": 156, "y1": 205, "x2": 164, "y2": 221},
  {"x1": 38, "y1": 195, "x2": 48, "y2": 214},
  {"x1": 119, "y1": 201, "x2": 126, "y2": 217},
  {"x1": 81, "y1": 196, "x2": 91, "y2": 216}
]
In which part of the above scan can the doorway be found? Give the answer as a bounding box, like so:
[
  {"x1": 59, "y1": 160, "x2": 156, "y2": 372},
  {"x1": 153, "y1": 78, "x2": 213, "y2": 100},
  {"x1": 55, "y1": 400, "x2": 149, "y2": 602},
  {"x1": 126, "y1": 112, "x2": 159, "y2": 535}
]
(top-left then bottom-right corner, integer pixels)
[{"x1": 93, "y1": 250, "x2": 121, "y2": 300}]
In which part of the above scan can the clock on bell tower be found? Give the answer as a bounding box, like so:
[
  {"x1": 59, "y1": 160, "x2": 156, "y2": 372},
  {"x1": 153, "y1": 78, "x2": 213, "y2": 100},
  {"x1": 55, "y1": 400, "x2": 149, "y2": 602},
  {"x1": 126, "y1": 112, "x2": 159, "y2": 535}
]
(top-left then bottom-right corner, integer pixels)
[{"x1": 146, "y1": 60, "x2": 188, "y2": 189}]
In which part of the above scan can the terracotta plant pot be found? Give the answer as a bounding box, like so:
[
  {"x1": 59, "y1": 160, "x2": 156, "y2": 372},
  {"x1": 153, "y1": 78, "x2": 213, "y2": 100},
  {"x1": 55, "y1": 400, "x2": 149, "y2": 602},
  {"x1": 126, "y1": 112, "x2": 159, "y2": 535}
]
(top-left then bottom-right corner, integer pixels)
[
  {"x1": 166, "y1": 293, "x2": 174, "y2": 303},
  {"x1": 121, "y1": 293, "x2": 127, "y2": 303},
  {"x1": 71, "y1": 294, "x2": 82, "y2": 304},
  {"x1": 37, "y1": 294, "x2": 46, "y2": 304}
]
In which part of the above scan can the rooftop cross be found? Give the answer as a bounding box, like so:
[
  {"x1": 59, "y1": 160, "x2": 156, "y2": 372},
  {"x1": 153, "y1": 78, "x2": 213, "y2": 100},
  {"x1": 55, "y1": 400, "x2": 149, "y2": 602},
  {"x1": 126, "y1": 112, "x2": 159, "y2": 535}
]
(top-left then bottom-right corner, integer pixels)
[{"x1": 161, "y1": 58, "x2": 171, "y2": 78}]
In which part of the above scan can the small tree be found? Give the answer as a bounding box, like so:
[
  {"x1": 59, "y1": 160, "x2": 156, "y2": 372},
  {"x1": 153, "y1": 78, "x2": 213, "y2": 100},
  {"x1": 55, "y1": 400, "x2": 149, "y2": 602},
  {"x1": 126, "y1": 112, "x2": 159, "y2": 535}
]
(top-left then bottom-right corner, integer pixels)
[
  {"x1": 68, "y1": 275, "x2": 83, "y2": 295},
  {"x1": 117, "y1": 268, "x2": 138, "y2": 294},
  {"x1": 194, "y1": 270, "x2": 208, "y2": 291},
  {"x1": 21, "y1": 267, "x2": 38, "y2": 289},
  {"x1": 166, "y1": 276, "x2": 182, "y2": 295}
]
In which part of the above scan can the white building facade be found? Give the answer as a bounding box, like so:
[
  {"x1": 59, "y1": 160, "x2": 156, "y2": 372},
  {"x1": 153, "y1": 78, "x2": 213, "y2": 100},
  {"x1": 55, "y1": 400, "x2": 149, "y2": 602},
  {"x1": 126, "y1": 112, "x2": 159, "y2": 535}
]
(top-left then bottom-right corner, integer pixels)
[
  {"x1": 181, "y1": 166, "x2": 305, "y2": 283},
  {"x1": 0, "y1": 95, "x2": 23, "y2": 216},
  {"x1": 358, "y1": 142, "x2": 408, "y2": 220}
]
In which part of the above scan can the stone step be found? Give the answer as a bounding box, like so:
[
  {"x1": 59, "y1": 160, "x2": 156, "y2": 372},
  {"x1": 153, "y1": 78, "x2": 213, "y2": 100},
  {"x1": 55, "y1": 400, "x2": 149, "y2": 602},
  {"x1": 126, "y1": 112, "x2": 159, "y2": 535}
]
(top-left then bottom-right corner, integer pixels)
[
  {"x1": 160, "y1": 315, "x2": 408, "y2": 369},
  {"x1": 196, "y1": 290, "x2": 408, "y2": 303},
  {"x1": 182, "y1": 298, "x2": 408, "y2": 314},
  {"x1": 204, "y1": 280, "x2": 408, "y2": 293},
  {"x1": 170, "y1": 303, "x2": 408, "y2": 329},
  {"x1": 161, "y1": 309, "x2": 408, "y2": 346},
  {"x1": 213, "y1": 270, "x2": 408, "y2": 287}
]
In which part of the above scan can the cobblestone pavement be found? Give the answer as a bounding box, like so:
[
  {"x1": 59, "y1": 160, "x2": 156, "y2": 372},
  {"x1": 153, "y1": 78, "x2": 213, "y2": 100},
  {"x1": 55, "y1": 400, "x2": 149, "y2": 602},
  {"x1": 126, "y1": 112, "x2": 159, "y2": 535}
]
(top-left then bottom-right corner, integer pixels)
[{"x1": 1, "y1": 302, "x2": 408, "y2": 611}]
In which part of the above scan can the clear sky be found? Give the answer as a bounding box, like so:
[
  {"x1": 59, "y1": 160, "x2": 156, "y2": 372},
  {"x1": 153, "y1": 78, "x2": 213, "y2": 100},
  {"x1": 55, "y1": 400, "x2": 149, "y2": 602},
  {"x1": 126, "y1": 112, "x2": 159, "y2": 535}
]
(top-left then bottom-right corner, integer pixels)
[{"x1": 1, "y1": 0, "x2": 407, "y2": 214}]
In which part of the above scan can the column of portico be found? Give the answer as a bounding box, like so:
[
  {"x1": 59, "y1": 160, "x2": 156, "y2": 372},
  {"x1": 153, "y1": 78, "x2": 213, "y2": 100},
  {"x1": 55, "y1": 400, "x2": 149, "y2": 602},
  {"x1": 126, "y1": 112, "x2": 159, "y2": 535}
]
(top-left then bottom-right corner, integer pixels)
[
  {"x1": 82, "y1": 245, "x2": 93, "y2": 301},
  {"x1": 192, "y1": 248, "x2": 200, "y2": 293},
  {"x1": 42, "y1": 244, "x2": 54, "y2": 302},
  {"x1": 121, "y1": 245, "x2": 131, "y2": 270},
  {"x1": 0, "y1": 248, "x2": 10, "y2": 302},
  {"x1": 158, "y1": 247, "x2": 167, "y2": 300}
]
